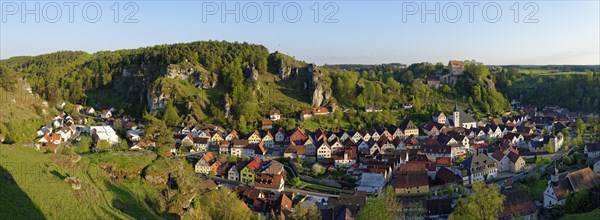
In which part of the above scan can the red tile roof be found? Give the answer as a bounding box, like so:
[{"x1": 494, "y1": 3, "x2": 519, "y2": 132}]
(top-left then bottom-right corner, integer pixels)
[{"x1": 246, "y1": 158, "x2": 262, "y2": 172}]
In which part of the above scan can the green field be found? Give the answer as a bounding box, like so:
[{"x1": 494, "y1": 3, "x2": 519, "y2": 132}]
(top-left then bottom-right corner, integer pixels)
[
  {"x1": 517, "y1": 69, "x2": 588, "y2": 75},
  {"x1": 561, "y1": 209, "x2": 600, "y2": 220},
  {"x1": 0, "y1": 144, "x2": 162, "y2": 220}
]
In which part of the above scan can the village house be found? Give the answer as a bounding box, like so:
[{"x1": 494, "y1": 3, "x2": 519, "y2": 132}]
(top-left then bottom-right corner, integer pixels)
[
  {"x1": 461, "y1": 154, "x2": 498, "y2": 183},
  {"x1": 499, "y1": 190, "x2": 538, "y2": 220},
  {"x1": 195, "y1": 152, "x2": 216, "y2": 174},
  {"x1": 284, "y1": 144, "x2": 306, "y2": 159},
  {"x1": 100, "y1": 109, "x2": 112, "y2": 119},
  {"x1": 85, "y1": 107, "x2": 95, "y2": 115},
  {"x1": 316, "y1": 140, "x2": 332, "y2": 160},
  {"x1": 240, "y1": 158, "x2": 262, "y2": 184},
  {"x1": 228, "y1": 161, "x2": 248, "y2": 181},
  {"x1": 225, "y1": 130, "x2": 240, "y2": 141},
  {"x1": 275, "y1": 128, "x2": 286, "y2": 143},
  {"x1": 231, "y1": 139, "x2": 248, "y2": 157},
  {"x1": 130, "y1": 139, "x2": 155, "y2": 151},
  {"x1": 261, "y1": 119, "x2": 273, "y2": 130},
  {"x1": 333, "y1": 148, "x2": 357, "y2": 168},
  {"x1": 262, "y1": 160, "x2": 286, "y2": 176},
  {"x1": 365, "y1": 106, "x2": 383, "y2": 113},
  {"x1": 300, "y1": 110, "x2": 313, "y2": 121},
  {"x1": 355, "y1": 172, "x2": 386, "y2": 193},
  {"x1": 393, "y1": 170, "x2": 429, "y2": 196},
  {"x1": 544, "y1": 167, "x2": 600, "y2": 207},
  {"x1": 432, "y1": 111, "x2": 447, "y2": 124},
  {"x1": 261, "y1": 131, "x2": 275, "y2": 148},
  {"x1": 248, "y1": 130, "x2": 262, "y2": 144},
  {"x1": 192, "y1": 137, "x2": 209, "y2": 152},
  {"x1": 399, "y1": 120, "x2": 419, "y2": 137},
  {"x1": 90, "y1": 126, "x2": 119, "y2": 146},
  {"x1": 289, "y1": 127, "x2": 308, "y2": 144},
  {"x1": 210, "y1": 131, "x2": 224, "y2": 146},
  {"x1": 422, "y1": 122, "x2": 444, "y2": 136},
  {"x1": 269, "y1": 110, "x2": 281, "y2": 121},
  {"x1": 492, "y1": 150, "x2": 525, "y2": 173},
  {"x1": 584, "y1": 143, "x2": 600, "y2": 158},
  {"x1": 312, "y1": 107, "x2": 329, "y2": 116},
  {"x1": 254, "y1": 174, "x2": 285, "y2": 192},
  {"x1": 219, "y1": 140, "x2": 230, "y2": 154}
]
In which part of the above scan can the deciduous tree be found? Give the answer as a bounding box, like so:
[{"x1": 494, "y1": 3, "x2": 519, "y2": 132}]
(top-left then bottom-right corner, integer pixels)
[{"x1": 450, "y1": 182, "x2": 505, "y2": 220}]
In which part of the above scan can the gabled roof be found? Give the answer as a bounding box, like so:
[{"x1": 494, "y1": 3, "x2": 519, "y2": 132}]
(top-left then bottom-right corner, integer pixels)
[
  {"x1": 202, "y1": 152, "x2": 215, "y2": 163},
  {"x1": 455, "y1": 109, "x2": 477, "y2": 124},
  {"x1": 586, "y1": 143, "x2": 600, "y2": 152},
  {"x1": 491, "y1": 150, "x2": 506, "y2": 162},
  {"x1": 449, "y1": 60, "x2": 464, "y2": 66},
  {"x1": 394, "y1": 171, "x2": 428, "y2": 188},
  {"x1": 435, "y1": 167, "x2": 458, "y2": 184},
  {"x1": 263, "y1": 160, "x2": 285, "y2": 175},
  {"x1": 399, "y1": 120, "x2": 418, "y2": 131},
  {"x1": 433, "y1": 111, "x2": 445, "y2": 118},
  {"x1": 232, "y1": 139, "x2": 249, "y2": 147},
  {"x1": 499, "y1": 190, "x2": 538, "y2": 220},
  {"x1": 245, "y1": 158, "x2": 262, "y2": 172},
  {"x1": 284, "y1": 144, "x2": 306, "y2": 155},
  {"x1": 462, "y1": 154, "x2": 495, "y2": 169},
  {"x1": 567, "y1": 167, "x2": 600, "y2": 192},
  {"x1": 507, "y1": 151, "x2": 521, "y2": 163},
  {"x1": 254, "y1": 173, "x2": 283, "y2": 189}
]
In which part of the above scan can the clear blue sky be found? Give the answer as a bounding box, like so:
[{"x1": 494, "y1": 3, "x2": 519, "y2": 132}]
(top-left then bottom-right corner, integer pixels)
[{"x1": 1, "y1": 0, "x2": 599, "y2": 65}]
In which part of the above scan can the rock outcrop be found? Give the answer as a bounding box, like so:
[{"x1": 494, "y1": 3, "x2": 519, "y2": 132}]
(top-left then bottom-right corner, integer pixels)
[
  {"x1": 146, "y1": 84, "x2": 169, "y2": 112},
  {"x1": 64, "y1": 176, "x2": 82, "y2": 190},
  {"x1": 144, "y1": 174, "x2": 167, "y2": 185},
  {"x1": 244, "y1": 64, "x2": 259, "y2": 81},
  {"x1": 305, "y1": 66, "x2": 332, "y2": 107},
  {"x1": 224, "y1": 93, "x2": 231, "y2": 118},
  {"x1": 166, "y1": 64, "x2": 194, "y2": 80},
  {"x1": 166, "y1": 62, "x2": 217, "y2": 89},
  {"x1": 278, "y1": 60, "x2": 300, "y2": 80}
]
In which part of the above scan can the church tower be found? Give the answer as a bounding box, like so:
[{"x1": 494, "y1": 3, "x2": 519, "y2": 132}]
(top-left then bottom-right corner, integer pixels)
[
  {"x1": 551, "y1": 166, "x2": 559, "y2": 183},
  {"x1": 453, "y1": 102, "x2": 460, "y2": 128}
]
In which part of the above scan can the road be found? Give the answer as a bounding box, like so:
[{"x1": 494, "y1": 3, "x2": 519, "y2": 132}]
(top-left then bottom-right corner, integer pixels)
[
  {"x1": 63, "y1": 129, "x2": 81, "y2": 146},
  {"x1": 284, "y1": 188, "x2": 339, "y2": 198},
  {"x1": 209, "y1": 176, "x2": 340, "y2": 198},
  {"x1": 495, "y1": 148, "x2": 572, "y2": 185}
]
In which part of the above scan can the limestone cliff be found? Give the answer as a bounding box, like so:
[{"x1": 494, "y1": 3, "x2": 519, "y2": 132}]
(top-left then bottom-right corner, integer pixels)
[{"x1": 305, "y1": 65, "x2": 332, "y2": 107}]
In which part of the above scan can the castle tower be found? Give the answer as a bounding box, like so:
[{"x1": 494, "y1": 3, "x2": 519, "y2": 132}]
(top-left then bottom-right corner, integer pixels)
[{"x1": 453, "y1": 102, "x2": 460, "y2": 128}]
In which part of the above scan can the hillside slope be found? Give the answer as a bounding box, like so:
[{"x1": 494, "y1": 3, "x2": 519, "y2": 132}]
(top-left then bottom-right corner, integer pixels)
[{"x1": 1, "y1": 41, "x2": 512, "y2": 133}]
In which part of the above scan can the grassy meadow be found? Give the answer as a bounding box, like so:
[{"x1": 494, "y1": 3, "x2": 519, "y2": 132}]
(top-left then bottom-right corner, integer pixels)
[{"x1": 0, "y1": 144, "x2": 163, "y2": 220}]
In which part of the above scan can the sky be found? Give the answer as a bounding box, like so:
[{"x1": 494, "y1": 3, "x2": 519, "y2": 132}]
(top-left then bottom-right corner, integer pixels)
[{"x1": 0, "y1": 0, "x2": 599, "y2": 65}]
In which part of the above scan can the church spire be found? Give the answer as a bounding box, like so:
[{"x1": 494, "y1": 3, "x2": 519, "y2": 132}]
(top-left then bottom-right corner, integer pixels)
[{"x1": 454, "y1": 102, "x2": 458, "y2": 112}]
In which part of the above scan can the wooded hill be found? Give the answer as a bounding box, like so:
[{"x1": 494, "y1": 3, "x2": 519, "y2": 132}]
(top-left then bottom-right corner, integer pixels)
[{"x1": 1, "y1": 41, "x2": 513, "y2": 133}]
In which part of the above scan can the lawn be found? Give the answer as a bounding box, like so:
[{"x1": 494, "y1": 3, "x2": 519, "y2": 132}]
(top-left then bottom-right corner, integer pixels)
[
  {"x1": 0, "y1": 144, "x2": 163, "y2": 220},
  {"x1": 524, "y1": 179, "x2": 547, "y2": 190},
  {"x1": 561, "y1": 209, "x2": 600, "y2": 220},
  {"x1": 518, "y1": 69, "x2": 588, "y2": 75},
  {"x1": 514, "y1": 179, "x2": 547, "y2": 202},
  {"x1": 303, "y1": 183, "x2": 340, "y2": 194}
]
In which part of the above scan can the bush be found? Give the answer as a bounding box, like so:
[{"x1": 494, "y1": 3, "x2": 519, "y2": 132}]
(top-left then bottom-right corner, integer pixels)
[
  {"x1": 565, "y1": 190, "x2": 590, "y2": 213},
  {"x1": 290, "y1": 177, "x2": 302, "y2": 188}
]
